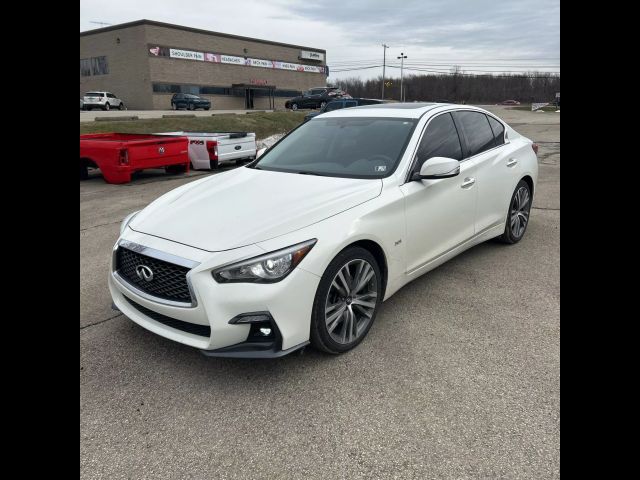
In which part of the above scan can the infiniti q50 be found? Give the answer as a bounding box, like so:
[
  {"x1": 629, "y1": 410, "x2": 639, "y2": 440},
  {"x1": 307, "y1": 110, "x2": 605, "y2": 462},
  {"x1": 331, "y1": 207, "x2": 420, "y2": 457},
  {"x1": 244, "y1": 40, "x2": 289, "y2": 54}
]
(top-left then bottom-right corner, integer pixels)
[{"x1": 109, "y1": 103, "x2": 538, "y2": 358}]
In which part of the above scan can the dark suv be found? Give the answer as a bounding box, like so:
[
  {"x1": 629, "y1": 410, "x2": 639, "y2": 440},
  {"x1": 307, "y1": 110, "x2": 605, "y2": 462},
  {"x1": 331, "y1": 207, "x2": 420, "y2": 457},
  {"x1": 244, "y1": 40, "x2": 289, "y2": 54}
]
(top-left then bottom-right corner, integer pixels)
[
  {"x1": 303, "y1": 98, "x2": 384, "y2": 122},
  {"x1": 171, "y1": 94, "x2": 211, "y2": 111},
  {"x1": 285, "y1": 87, "x2": 350, "y2": 110}
]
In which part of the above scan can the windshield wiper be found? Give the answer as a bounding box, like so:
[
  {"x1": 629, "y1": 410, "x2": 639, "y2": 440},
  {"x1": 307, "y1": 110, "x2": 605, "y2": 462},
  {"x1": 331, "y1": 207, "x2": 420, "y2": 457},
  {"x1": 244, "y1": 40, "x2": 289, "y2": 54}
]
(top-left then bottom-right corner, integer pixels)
[{"x1": 296, "y1": 171, "x2": 321, "y2": 176}]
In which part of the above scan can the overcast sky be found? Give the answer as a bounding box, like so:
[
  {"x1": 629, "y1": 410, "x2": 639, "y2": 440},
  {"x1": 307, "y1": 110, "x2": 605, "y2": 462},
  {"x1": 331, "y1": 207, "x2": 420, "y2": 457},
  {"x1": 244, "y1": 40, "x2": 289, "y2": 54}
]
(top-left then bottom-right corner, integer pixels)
[{"x1": 80, "y1": 0, "x2": 559, "y2": 82}]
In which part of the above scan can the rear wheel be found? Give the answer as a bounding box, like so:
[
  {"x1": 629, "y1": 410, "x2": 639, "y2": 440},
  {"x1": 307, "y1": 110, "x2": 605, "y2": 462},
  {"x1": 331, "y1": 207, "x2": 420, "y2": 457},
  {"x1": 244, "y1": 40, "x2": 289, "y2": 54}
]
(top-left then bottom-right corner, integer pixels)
[
  {"x1": 310, "y1": 247, "x2": 382, "y2": 354},
  {"x1": 320, "y1": 101, "x2": 327, "y2": 109},
  {"x1": 80, "y1": 164, "x2": 88, "y2": 180},
  {"x1": 103, "y1": 103, "x2": 110, "y2": 111},
  {"x1": 291, "y1": 103, "x2": 298, "y2": 111},
  {"x1": 188, "y1": 103, "x2": 195, "y2": 111},
  {"x1": 498, "y1": 180, "x2": 532, "y2": 244}
]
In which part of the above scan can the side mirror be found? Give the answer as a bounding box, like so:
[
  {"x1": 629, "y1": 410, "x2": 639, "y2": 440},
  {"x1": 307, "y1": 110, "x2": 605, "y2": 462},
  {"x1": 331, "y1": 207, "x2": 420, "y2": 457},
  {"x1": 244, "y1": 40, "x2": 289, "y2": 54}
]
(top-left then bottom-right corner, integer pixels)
[
  {"x1": 414, "y1": 157, "x2": 460, "y2": 180},
  {"x1": 256, "y1": 147, "x2": 267, "y2": 159}
]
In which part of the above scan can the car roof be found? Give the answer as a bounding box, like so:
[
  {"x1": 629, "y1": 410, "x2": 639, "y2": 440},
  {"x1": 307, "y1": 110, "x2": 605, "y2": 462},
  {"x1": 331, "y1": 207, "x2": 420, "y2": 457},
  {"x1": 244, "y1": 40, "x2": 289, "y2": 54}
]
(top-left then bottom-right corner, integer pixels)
[{"x1": 317, "y1": 102, "x2": 492, "y2": 119}]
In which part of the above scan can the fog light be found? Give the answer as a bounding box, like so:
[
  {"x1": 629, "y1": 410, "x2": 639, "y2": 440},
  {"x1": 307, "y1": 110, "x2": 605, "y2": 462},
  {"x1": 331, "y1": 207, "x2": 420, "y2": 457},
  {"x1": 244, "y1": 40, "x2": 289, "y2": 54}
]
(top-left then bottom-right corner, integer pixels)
[{"x1": 259, "y1": 328, "x2": 272, "y2": 336}]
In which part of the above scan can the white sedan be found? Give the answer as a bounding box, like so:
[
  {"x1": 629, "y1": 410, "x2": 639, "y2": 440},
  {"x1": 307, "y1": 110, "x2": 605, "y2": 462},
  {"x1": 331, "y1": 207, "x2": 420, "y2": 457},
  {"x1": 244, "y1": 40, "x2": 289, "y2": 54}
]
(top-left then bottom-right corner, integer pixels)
[{"x1": 109, "y1": 103, "x2": 538, "y2": 358}]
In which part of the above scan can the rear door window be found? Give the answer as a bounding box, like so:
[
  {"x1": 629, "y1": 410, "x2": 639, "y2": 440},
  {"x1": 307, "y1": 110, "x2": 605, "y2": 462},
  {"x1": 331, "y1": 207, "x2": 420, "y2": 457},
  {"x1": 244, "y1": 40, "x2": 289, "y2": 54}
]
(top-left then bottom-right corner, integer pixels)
[{"x1": 453, "y1": 111, "x2": 496, "y2": 157}]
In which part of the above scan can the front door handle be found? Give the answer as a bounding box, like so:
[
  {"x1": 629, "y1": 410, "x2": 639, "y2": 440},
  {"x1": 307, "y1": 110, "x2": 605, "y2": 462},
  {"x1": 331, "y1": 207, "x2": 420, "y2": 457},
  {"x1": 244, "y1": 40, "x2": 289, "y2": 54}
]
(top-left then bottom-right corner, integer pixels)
[
  {"x1": 506, "y1": 158, "x2": 518, "y2": 167},
  {"x1": 461, "y1": 177, "x2": 476, "y2": 189}
]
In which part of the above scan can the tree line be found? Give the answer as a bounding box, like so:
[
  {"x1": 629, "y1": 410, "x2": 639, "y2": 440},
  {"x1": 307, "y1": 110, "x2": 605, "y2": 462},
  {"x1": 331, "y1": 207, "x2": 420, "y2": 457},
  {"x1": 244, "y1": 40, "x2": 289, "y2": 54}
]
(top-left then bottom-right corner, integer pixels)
[{"x1": 330, "y1": 72, "x2": 560, "y2": 103}]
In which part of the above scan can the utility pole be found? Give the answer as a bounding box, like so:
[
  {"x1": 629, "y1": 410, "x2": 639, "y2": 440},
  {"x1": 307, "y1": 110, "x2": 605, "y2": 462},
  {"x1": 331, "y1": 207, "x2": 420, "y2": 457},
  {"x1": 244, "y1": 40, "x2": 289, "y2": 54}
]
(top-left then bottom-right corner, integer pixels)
[
  {"x1": 381, "y1": 43, "x2": 389, "y2": 100},
  {"x1": 397, "y1": 52, "x2": 407, "y2": 102}
]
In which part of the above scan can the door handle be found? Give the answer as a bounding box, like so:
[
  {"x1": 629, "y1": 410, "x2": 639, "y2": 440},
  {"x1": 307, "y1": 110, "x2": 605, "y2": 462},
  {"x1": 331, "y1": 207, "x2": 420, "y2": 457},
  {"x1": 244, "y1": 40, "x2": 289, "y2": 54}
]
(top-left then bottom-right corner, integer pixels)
[
  {"x1": 461, "y1": 177, "x2": 476, "y2": 189},
  {"x1": 506, "y1": 158, "x2": 518, "y2": 167}
]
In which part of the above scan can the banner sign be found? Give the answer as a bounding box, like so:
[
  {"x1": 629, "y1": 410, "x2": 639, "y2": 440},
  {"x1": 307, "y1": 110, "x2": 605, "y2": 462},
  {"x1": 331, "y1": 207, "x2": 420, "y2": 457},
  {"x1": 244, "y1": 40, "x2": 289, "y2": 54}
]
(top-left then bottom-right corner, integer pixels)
[
  {"x1": 532, "y1": 102, "x2": 549, "y2": 111},
  {"x1": 149, "y1": 45, "x2": 326, "y2": 75},
  {"x1": 169, "y1": 48, "x2": 204, "y2": 61}
]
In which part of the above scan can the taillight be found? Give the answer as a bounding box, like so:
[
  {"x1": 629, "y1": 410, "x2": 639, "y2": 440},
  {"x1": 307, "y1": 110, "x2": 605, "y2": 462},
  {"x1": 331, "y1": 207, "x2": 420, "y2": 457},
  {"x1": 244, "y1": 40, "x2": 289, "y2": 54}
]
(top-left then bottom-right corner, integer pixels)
[
  {"x1": 118, "y1": 148, "x2": 129, "y2": 165},
  {"x1": 532, "y1": 143, "x2": 539, "y2": 155},
  {"x1": 206, "y1": 141, "x2": 218, "y2": 160}
]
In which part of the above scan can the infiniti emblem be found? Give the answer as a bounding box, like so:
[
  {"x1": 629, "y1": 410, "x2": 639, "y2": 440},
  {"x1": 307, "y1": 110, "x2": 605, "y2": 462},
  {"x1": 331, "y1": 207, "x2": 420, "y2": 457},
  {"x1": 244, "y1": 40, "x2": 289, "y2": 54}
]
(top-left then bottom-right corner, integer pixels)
[
  {"x1": 136, "y1": 265, "x2": 154, "y2": 282},
  {"x1": 158, "y1": 146, "x2": 165, "y2": 154}
]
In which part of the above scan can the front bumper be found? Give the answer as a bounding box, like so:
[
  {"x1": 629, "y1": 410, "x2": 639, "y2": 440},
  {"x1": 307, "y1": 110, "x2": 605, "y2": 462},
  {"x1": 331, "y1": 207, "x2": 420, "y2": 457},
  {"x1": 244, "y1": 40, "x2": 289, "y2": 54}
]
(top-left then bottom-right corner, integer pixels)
[{"x1": 108, "y1": 231, "x2": 320, "y2": 357}]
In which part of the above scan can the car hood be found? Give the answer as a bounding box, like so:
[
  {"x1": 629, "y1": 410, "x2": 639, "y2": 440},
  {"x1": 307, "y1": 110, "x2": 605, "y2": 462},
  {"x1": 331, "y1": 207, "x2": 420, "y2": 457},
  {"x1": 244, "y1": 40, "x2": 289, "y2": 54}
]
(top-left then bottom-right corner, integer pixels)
[{"x1": 129, "y1": 167, "x2": 382, "y2": 252}]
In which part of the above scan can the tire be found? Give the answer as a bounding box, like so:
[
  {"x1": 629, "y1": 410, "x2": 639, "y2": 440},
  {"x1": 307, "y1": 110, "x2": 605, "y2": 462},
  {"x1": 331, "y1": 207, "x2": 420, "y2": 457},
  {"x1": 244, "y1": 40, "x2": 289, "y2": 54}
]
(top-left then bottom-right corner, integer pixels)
[
  {"x1": 497, "y1": 179, "x2": 532, "y2": 244},
  {"x1": 118, "y1": 103, "x2": 125, "y2": 110},
  {"x1": 164, "y1": 164, "x2": 187, "y2": 175},
  {"x1": 310, "y1": 247, "x2": 382, "y2": 354},
  {"x1": 104, "y1": 103, "x2": 110, "y2": 111},
  {"x1": 320, "y1": 101, "x2": 327, "y2": 109},
  {"x1": 210, "y1": 159, "x2": 219, "y2": 170},
  {"x1": 188, "y1": 103, "x2": 195, "y2": 111},
  {"x1": 80, "y1": 164, "x2": 88, "y2": 180},
  {"x1": 204, "y1": 107, "x2": 210, "y2": 111},
  {"x1": 291, "y1": 103, "x2": 298, "y2": 111}
]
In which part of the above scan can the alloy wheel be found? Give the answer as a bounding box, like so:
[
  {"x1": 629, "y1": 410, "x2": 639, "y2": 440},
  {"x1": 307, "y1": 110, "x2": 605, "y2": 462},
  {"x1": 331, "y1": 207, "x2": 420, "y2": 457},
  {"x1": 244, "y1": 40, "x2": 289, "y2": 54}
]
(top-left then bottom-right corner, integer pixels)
[
  {"x1": 510, "y1": 185, "x2": 531, "y2": 238},
  {"x1": 324, "y1": 259, "x2": 378, "y2": 345}
]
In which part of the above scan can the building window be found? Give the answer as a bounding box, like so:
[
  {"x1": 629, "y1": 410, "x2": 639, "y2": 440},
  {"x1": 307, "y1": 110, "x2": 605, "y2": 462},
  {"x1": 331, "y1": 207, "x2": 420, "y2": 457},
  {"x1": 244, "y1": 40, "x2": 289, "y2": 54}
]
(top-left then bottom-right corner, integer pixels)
[
  {"x1": 80, "y1": 58, "x2": 92, "y2": 77},
  {"x1": 153, "y1": 83, "x2": 302, "y2": 98},
  {"x1": 91, "y1": 56, "x2": 109, "y2": 75}
]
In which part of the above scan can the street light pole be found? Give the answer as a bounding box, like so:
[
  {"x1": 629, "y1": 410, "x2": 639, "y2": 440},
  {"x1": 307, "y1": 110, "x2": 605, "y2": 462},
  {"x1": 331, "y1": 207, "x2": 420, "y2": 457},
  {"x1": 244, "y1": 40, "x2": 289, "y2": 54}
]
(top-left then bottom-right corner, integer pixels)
[
  {"x1": 397, "y1": 52, "x2": 407, "y2": 102},
  {"x1": 381, "y1": 43, "x2": 389, "y2": 100}
]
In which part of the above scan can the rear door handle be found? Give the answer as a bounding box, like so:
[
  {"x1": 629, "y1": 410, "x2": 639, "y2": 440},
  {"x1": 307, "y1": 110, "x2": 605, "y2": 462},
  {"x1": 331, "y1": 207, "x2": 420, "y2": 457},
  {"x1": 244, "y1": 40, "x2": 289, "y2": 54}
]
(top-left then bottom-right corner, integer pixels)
[
  {"x1": 506, "y1": 158, "x2": 518, "y2": 167},
  {"x1": 461, "y1": 177, "x2": 476, "y2": 189}
]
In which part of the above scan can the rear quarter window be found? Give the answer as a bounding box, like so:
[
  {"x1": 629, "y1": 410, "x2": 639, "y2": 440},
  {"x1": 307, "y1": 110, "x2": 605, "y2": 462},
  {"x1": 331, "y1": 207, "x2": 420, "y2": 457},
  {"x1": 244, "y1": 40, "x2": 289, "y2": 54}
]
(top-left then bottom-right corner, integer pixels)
[{"x1": 487, "y1": 116, "x2": 506, "y2": 146}]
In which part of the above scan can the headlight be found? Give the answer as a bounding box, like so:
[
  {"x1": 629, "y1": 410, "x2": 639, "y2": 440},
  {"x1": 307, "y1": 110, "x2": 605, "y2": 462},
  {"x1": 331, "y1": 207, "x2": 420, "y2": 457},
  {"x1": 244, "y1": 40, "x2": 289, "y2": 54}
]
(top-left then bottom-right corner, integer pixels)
[
  {"x1": 119, "y1": 210, "x2": 140, "y2": 235},
  {"x1": 212, "y1": 239, "x2": 317, "y2": 284}
]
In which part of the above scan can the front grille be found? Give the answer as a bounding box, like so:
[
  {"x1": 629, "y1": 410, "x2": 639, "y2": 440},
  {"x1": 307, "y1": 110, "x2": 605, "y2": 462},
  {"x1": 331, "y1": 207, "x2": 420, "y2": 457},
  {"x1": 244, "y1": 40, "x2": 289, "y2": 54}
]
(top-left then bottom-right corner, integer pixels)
[
  {"x1": 123, "y1": 295, "x2": 210, "y2": 337},
  {"x1": 116, "y1": 247, "x2": 192, "y2": 303}
]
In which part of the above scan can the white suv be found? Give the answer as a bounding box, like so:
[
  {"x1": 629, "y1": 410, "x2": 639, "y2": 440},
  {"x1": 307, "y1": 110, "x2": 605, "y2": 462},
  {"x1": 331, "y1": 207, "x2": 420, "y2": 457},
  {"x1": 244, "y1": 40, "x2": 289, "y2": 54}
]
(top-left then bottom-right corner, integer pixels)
[{"x1": 82, "y1": 91, "x2": 125, "y2": 111}]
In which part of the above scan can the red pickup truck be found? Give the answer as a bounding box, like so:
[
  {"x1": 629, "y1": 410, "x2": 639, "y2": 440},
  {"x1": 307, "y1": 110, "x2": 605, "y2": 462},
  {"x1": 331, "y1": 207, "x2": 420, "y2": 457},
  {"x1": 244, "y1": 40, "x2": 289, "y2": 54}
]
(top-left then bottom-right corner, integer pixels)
[{"x1": 80, "y1": 133, "x2": 189, "y2": 184}]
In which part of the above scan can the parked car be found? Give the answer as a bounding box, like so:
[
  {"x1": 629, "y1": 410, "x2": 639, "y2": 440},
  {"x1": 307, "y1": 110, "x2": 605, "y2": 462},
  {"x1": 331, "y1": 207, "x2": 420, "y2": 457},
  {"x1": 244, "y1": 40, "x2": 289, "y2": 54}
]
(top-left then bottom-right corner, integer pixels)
[
  {"x1": 110, "y1": 103, "x2": 538, "y2": 358},
  {"x1": 303, "y1": 98, "x2": 383, "y2": 122},
  {"x1": 499, "y1": 100, "x2": 521, "y2": 105},
  {"x1": 285, "y1": 87, "x2": 350, "y2": 110},
  {"x1": 82, "y1": 91, "x2": 126, "y2": 111},
  {"x1": 171, "y1": 94, "x2": 211, "y2": 111},
  {"x1": 80, "y1": 133, "x2": 189, "y2": 184},
  {"x1": 155, "y1": 131, "x2": 257, "y2": 169}
]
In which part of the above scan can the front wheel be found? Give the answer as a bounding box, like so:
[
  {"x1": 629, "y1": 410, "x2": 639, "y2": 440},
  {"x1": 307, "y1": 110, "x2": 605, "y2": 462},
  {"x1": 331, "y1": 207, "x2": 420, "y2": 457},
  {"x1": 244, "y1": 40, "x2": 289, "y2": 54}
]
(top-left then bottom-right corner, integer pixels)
[
  {"x1": 310, "y1": 247, "x2": 382, "y2": 354},
  {"x1": 118, "y1": 103, "x2": 125, "y2": 110},
  {"x1": 498, "y1": 180, "x2": 532, "y2": 244},
  {"x1": 319, "y1": 101, "x2": 327, "y2": 109},
  {"x1": 291, "y1": 103, "x2": 298, "y2": 111}
]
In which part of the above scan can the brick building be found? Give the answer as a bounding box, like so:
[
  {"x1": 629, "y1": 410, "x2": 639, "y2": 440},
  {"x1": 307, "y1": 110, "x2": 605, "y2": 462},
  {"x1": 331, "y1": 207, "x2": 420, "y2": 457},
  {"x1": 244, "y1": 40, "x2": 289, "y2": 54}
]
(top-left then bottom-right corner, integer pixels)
[{"x1": 80, "y1": 20, "x2": 327, "y2": 110}]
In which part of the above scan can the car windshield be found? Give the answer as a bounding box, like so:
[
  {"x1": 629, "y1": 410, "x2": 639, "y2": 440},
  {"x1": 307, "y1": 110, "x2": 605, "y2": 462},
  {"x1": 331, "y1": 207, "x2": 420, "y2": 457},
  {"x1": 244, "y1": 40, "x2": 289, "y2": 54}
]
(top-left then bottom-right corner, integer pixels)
[
  {"x1": 185, "y1": 94, "x2": 201, "y2": 99},
  {"x1": 253, "y1": 117, "x2": 417, "y2": 178}
]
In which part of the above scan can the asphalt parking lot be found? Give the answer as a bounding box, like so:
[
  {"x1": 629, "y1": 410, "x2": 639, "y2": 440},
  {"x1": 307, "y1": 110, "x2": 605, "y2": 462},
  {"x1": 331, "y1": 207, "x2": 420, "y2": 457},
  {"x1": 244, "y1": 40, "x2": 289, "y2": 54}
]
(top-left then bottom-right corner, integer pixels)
[{"x1": 80, "y1": 106, "x2": 559, "y2": 479}]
